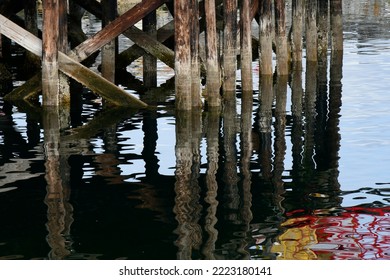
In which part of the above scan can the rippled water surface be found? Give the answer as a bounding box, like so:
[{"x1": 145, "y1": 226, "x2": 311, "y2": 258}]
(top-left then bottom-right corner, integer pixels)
[{"x1": 1, "y1": 1, "x2": 390, "y2": 260}]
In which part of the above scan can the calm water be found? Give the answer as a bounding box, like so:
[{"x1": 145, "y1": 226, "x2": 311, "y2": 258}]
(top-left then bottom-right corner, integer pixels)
[{"x1": 1, "y1": 1, "x2": 390, "y2": 260}]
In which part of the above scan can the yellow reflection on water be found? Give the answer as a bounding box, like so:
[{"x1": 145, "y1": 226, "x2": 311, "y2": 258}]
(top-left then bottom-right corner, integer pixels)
[{"x1": 271, "y1": 217, "x2": 318, "y2": 260}]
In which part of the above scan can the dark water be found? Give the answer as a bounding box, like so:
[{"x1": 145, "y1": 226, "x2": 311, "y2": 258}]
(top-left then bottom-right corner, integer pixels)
[{"x1": 1, "y1": 1, "x2": 390, "y2": 260}]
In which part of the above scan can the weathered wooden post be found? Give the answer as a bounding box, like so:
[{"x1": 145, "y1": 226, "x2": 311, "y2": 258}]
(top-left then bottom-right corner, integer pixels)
[
  {"x1": 222, "y1": 0, "x2": 238, "y2": 99},
  {"x1": 305, "y1": 0, "x2": 317, "y2": 62},
  {"x1": 274, "y1": 0, "x2": 288, "y2": 75},
  {"x1": 190, "y1": 0, "x2": 202, "y2": 108},
  {"x1": 317, "y1": 0, "x2": 329, "y2": 61},
  {"x1": 259, "y1": 0, "x2": 273, "y2": 75},
  {"x1": 58, "y1": 0, "x2": 70, "y2": 127},
  {"x1": 175, "y1": 0, "x2": 192, "y2": 110},
  {"x1": 240, "y1": 0, "x2": 253, "y2": 93},
  {"x1": 330, "y1": 0, "x2": 343, "y2": 52},
  {"x1": 142, "y1": 0, "x2": 157, "y2": 88},
  {"x1": 204, "y1": 0, "x2": 221, "y2": 107},
  {"x1": 24, "y1": 0, "x2": 40, "y2": 72},
  {"x1": 291, "y1": 0, "x2": 304, "y2": 65},
  {"x1": 101, "y1": 0, "x2": 117, "y2": 83},
  {"x1": 42, "y1": 0, "x2": 60, "y2": 106}
]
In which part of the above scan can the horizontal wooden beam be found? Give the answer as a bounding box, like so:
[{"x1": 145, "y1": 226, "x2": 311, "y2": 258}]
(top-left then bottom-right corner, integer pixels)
[{"x1": 0, "y1": 14, "x2": 147, "y2": 108}]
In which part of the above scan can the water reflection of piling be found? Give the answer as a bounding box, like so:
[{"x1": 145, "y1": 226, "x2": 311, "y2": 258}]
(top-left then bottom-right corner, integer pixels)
[
  {"x1": 174, "y1": 110, "x2": 202, "y2": 259},
  {"x1": 43, "y1": 107, "x2": 73, "y2": 260}
]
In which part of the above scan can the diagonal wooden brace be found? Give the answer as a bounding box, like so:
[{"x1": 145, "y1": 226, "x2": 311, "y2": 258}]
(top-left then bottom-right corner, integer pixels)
[{"x1": 0, "y1": 14, "x2": 147, "y2": 108}]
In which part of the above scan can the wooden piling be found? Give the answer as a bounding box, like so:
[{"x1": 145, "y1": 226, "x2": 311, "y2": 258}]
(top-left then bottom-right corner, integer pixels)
[
  {"x1": 291, "y1": 0, "x2": 304, "y2": 65},
  {"x1": 42, "y1": 0, "x2": 60, "y2": 106},
  {"x1": 222, "y1": 0, "x2": 238, "y2": 98},
  {"x1": 142, "y1": 2, "x2": 157, "y2": 88},
  {"x1": 306, "y1": 0, "x2": 318, "y2": 62},
  {"x1": 58, "y1": 0, "x2": 70, "y2": 107},
  {"x1": 174, "y1": 0, "x2": 192, "y2": 110},
  {"x1": 330, "y1": 0, "x2": 343, "y2": 52},
  {"x1": 274, "y1": 0, "x2": 289, "y2": 75},
  {"x1": 240, "y1": 0, "x2": 253, "y2": 93},
  {"x1": 101, "y1": 0, "x2": 117, "y2": 83},
  {"x1": 24, "y1": 0, "x2": 40, "y2": 73},
  {"x1": 204, "y1": 0, "x2": 221, "y2": 107},
  {"x1": 259, "y1": 0, "x2": 273, "y2": 75},
  {"x1": 190, "y1": 0, "x2": 202, "y2": 108},
  {"x1": 317, "y1": 0, "x2": 329, "y2": 60}
]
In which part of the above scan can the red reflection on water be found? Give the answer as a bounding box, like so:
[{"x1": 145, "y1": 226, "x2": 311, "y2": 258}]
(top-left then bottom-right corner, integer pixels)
[{"x1": 277, "y1": 207, "x2": 390, "y2": 260}]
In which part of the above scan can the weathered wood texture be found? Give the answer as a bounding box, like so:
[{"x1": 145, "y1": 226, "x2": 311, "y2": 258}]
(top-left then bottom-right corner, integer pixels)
[
  {"x1": 0, "y1": 14, "x2": 147, "y2": 108},
  {"x1": 69, "y1": 0, "x2": 166, "y2": 62},
  {"x1": 222, "y1": 0, "x2": 238, "y2": 98},
  {"x1": 330, "y1": 0, "x2": 343, "y2": 51},
  {"x1": 42, "y1": 0, "x2": 60, "y2": 106},
  {"x1": 275, "y1": 0, "x2": 288, "y2": 75},
  {"x1": 101, "y1": 0, "x2": 117, "y2": 83},
  {"x1": 204, "y1": 0, "x2": 221, "y2": 107},
  {"x1": 240, "y1": 0, "x2": 253, "y2": 93},
  {"x1": 291, "y1": 0, "x2": 304, "y2": 64},
  {"x1": 142, "y1": 4, "x2": 157, "y2": 88},
  {"x1": 175, "y1": 0, "x2": 192, "y2": 110},
  {"x1": 306, "y1": 0, "x2": 318, "y2": 61},
  {"x1": 259, "y1": 0, "x2": 273, "y2": 75},
  {"x1": 318, "y1": 0, "x2": 329, "y2": 59},
  {"x1": 190, "y1": 0, "x2": 202, "y2": 108}
]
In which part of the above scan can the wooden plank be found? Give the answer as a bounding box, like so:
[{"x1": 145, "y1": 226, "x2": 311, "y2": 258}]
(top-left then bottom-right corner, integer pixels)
[
  {"x1": 68, "y1": 0, "x2": 167, "y2": 62},
  {"x1": 0, "y1": 14, "x2": 147, "y2": 108}
]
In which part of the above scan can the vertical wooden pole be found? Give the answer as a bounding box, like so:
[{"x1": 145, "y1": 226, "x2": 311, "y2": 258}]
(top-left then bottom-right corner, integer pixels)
[
  {"x1": 240, "y1": 0, "x2": 253, "y2": 93},
  {"x1": 143, "y1": 1, "x2": 157, "y2": 88},
  {"x1": 222, "y1": 0, "x2": 238, "y2": 99},
  {"x1": 330, "y1": 0, "x2": 343, "y2": 52},
  {"x1": 42, "y1": 0, "x2": 60, "y2": 106},
  {"x1": 259, "y1": 0, "x2": 273, "y2": 75},
  {"x1": 101, "y1": 0, "x2": 117, "y2": 83},
  {"x1": 58, "y1": 0, "x2": 70, "y2": 110},
  {"x1": 24, "y1": 0, "x2": 40, "y2": 72},
  {"x1": 190, "y1": 0, "x2": 202, "y2": 108},
  {"x1": 317, "y1": 0, "x2": 329, "y2": 61},
  {"x1": 205, "y1": 0, "x2": 221, "y2": 107},
  {"x1": 274, "y1": 0, "x2": 288, "y2": 75},
  {"x1": 306, "y1": 0, "x2": 318, "y2": 62},
  {"x1": 175, "y1": 0, "x2": 192, "y2": 110},
  {"x1": 291, "y1": 0, "x2": 304, "y2": 65}
]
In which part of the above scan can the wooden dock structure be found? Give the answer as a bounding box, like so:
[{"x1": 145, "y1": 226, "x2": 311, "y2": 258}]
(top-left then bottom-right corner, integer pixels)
[{"x1": 0, "y1": 0, "x2": 343, "y2": 111}]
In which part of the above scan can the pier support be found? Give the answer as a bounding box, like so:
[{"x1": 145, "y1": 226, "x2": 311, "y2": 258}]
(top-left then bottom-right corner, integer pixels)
[
  {"x1": 174, "y1": 0, "x2": 192, "y2": 110},
  {"x1": 42, "y1": 0, "x2": 60, "y2": 106},
  {"x1": 240, "y1": 0, "x2": 253, "y2": 93},
  {"x1": 205, "y1": 0, "x2": 221, "y2": 107},
  {"x1": 222, "y1": 0, "x2": 238, "y2": 99},
  {"x1": 259, "y1": 0, "x2": 273, "y2": 75},
  {"x1": 275, "y1": 0, "x2": 288, "y2": 75}
]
